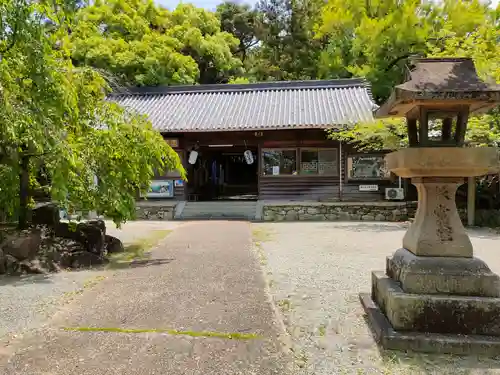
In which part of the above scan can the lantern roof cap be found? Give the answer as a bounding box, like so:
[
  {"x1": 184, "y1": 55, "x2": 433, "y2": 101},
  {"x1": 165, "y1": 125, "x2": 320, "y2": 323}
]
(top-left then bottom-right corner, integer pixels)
[{"x1": 376, "y1": 57, "x2": 500, "y2": 118}]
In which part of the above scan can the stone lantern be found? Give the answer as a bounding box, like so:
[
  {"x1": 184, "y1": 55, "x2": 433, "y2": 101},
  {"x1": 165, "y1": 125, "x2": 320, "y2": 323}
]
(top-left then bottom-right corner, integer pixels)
[{"x1": 361, "y1": 58, "x2": 500, "y2": 354}]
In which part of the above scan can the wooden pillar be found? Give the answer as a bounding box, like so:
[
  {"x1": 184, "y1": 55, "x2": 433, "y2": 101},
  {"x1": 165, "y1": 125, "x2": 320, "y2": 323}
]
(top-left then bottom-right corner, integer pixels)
[
  {"x1": 338, "y1": 141, "x2": 343, "y2": 201},
  {"x1": 418, "y1": 107, "x2": 429, "y2": 146},
  {"x1": 455, "y1": 107, "x2": 469, "y2": 147},
  {"x1": 467, "y1": 176, "x2": 475, "y2": 226},
  {"x1": 442, "y1": 118, "x2": 452, "y2": 141},
  {"x1": 406, "y1": 118, "x2": 418, "y2": 147}
]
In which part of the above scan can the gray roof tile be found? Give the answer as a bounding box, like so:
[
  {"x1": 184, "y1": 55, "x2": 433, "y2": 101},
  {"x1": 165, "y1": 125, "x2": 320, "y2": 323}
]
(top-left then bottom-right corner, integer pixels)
[{"x1": 110, "y1": 79, "x2": 377, "y2": 132}]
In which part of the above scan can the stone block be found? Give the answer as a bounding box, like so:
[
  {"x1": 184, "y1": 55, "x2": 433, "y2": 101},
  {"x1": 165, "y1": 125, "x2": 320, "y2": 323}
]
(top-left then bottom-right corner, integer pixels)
[
  {"x1": 338, "y1": 212, "x2": 351, "y2": 220},
  {"x1": 362, "y1": 215, "x2": 375, "y2": 221},
  {"x1": 386, "y1": 248, "x2": 500, "y2": 297},
  {"x1": 360, "y1": 292, "x2": 500, "y2": 355},
  {"x1": 385, "y1": 147, "x2": 500, "y2": 178},
  {"x1": 372, "y1": 271, "x2": 500, "y2": 336},
  {"x1": 402, "y1": 178, "x2": 473, "y2": 257}
]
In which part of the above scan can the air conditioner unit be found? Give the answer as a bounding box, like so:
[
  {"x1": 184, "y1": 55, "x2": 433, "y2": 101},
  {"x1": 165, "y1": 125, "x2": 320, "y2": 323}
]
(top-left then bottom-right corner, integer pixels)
[{"x1": 385, "y1": 187, "x2": 404, "y2": 200}]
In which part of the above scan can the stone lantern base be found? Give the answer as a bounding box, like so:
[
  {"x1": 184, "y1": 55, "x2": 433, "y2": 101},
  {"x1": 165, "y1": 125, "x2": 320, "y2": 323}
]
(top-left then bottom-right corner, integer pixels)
[{"x1": 361, "y1": 147, "x2": 500, "y2": 355}]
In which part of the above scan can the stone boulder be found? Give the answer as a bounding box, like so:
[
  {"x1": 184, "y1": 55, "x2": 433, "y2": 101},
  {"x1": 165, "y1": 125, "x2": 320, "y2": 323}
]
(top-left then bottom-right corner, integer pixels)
[
  {"x1": 31, "y1": 204, "x2": 61, "y2": 227},
  {"x1": 76, "y1": 222, "x2": 105, "y2": 254},
  {"x1": 88, "y1": 220, "x2": 106, "y2": 235},
  {"x1": 104, "y1": 235, "x2": 124, "y2": 254},
  {"x1": 2, "y1": 229, "x2": 42, "y2": 260},
  {"x1": 60, "y1": 251, "x2": 107, "y2": 269},
  {"x1": 54, "y1": 221, "x2": 105, "y2": 255},
  {"x1": 0, "y1": 249, "x2": 5, "y2": 274},
  {"x1": 37, "y1": 237, "x2": 84, "y2": 271},
  {"x1": 4, "y1": 254, "x2": 20, "y2": 274},
  {"x1": 19, "y1": 259, "x2": 45, "y2": 274}
]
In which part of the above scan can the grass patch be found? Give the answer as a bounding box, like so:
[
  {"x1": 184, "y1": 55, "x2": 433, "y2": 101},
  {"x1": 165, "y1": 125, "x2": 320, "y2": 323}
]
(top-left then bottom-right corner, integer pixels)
[
  {"x1": 294, "y1": 348, "x2": 308, "y2": 369},
  {"x1": 252, "y1": 227, "x2": 274, "y2": 243},
  {"x1": 108, "y1": 230, "x2": 171, "y2": 268},
  {"x1": 83, "y1": 275, "x2": 106, "y2": 288},
  {"x1": 278, "y1": 298, "x2": 292, "y2": 312},
  {"x1": 63, "y1": 326, "x2": 260, "y2": 340},
  {"x1": 318, "y1": 323, "x2": 327, "y2": 337}
]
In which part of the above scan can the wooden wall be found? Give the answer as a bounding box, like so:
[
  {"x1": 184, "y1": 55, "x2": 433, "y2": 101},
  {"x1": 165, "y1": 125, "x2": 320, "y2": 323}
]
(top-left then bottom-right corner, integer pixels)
[
  {"x1": 160, "y1": 129, "x2": 411, "y2": 202},
  {"x1": 259, "y1": 176, "x2": 340, "y2": 201}
]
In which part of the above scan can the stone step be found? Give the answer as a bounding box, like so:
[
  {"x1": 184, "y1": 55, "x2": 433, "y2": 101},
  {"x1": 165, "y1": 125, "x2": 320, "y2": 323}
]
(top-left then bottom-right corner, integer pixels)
[{"x1": 179, "y1": 202, "x2": 258, "y2": 220}]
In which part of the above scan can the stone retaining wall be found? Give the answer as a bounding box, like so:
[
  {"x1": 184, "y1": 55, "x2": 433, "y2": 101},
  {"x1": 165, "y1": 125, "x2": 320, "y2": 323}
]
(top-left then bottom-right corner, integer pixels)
[
  {"x1": 263, "y1": 202, "x2": 500, "y2": 227},
  {"x1": 262, "y1": 202, "x2": 418, "y2": 222},
  {"x1": 135, "y1": 203, "x2": 175, "y2": 220},
  {"x1": 132, "y1": 200, "x2": 500, "y2": 228}
]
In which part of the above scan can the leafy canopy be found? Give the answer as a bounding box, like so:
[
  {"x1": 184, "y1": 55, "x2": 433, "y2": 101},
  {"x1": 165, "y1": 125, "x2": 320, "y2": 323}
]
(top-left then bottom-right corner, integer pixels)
[
  {"x1": 316, "y1": 0, "x2": 500, "y2": 150},
  {"x1": 71, "y1": 0, "x2": 243, "y2": 85},
  {"x1": 0, "y1": 0, "x2": 183, "y2": 226}
]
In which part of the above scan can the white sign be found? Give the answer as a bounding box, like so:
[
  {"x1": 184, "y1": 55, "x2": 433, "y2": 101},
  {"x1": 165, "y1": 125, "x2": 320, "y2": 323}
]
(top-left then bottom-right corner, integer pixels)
[
  {"x1": 359, "y1": 184, "x2": 379, "y2": 192},
  {"x1": 244, "y1": 150, "x2": 254, "y2": 165},
  {"x1": 272, "y1": 166, "x2": 280, "y2": 175},
  {"x1": 188, "y1": 150, "x2": 198, "y2": 165}
]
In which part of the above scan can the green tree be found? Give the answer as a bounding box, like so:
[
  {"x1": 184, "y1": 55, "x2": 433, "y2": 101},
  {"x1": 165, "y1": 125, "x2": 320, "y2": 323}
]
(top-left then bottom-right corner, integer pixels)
[
  {"x1": 71, "y1": 0, "x2": 243, "y2": 85},
  {"x1": 319, "y1": 0, "x2": 500, "y2": 150},
  {"x1": 217, "y1": 1, "x2": 259, "y2": 62},
  {"x1": 0, "y1": 0, "x2": 183, "y2": 228},
  {"x1": 316, "y1": 0, "x2": 494, "y2": 102},
  {"x1": 253, "y1": 0, "x2": 326, "y2": 81}
]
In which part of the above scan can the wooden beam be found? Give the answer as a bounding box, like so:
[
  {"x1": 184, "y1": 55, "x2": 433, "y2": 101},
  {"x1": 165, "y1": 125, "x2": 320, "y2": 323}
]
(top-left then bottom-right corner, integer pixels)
[
  {"x1": 442, "y1": 118, "x2": 452, "y2": 141},
  {"x1": 467, "y1": 176, "x2": 475, "y2": 226},
  {"x1": 406, "y1": 118, "x2": 418, "y2": 147}
]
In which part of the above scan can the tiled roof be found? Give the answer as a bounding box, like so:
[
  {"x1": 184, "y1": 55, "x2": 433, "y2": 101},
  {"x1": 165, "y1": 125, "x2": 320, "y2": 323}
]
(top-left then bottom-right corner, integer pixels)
[{"x1": 110, "y1": 79, "x2": 377, "y2": 132}]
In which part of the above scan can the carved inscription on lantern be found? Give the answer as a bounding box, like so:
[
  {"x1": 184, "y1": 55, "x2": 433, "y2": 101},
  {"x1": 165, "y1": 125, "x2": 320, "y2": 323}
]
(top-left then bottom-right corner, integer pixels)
[{"x1": 433, "y1": 185, "x2": 453, "y2": 242}]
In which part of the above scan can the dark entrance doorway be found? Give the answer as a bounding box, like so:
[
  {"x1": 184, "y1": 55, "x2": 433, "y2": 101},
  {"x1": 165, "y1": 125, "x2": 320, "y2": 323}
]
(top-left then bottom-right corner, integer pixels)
[{"x1": 187, "y1": 146, "x2": 258, "y2": 201}]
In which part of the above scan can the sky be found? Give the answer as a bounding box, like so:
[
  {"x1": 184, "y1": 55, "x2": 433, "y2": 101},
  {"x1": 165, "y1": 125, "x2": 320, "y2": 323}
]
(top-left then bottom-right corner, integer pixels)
[{"x1": 157, "y1": 0, "x2": 499, "y2": 11}]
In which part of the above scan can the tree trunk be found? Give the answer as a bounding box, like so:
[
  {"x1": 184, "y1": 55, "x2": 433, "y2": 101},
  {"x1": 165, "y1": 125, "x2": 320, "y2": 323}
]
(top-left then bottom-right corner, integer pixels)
[{"x1": 18, "y1": 155, "x2": 30, "y2": 229}]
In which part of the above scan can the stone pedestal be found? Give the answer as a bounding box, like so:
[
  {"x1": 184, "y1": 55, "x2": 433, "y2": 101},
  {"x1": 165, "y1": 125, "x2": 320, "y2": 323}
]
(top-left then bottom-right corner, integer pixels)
[
  {"x1": 360, "y1": 147, "x2": 500, "y2": 355},
  {"x1": 403, "y1": 177, "x2": 472, "y2": 257}
]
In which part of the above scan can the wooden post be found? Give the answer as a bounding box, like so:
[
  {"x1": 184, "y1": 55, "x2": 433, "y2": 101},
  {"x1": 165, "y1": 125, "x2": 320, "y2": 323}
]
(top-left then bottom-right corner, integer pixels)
[
  {"x1": 442, "y1": 118, "x2": 452, "y2": 141},
  {"x1": 339, "y1": 141, "x2": 343, "y2": 201},
  {"x1": 418, "y1": 107, "x2": 429, "y2": 146},
  {"x1": 455, "y1": 107, "x2": 469, "y2": 147},
  {"x1": 467, "y1": 176, "x2": 475, "y2": 227},
  {"x1": 406, "y1": 118, "x2": 418, "y2": 147}
]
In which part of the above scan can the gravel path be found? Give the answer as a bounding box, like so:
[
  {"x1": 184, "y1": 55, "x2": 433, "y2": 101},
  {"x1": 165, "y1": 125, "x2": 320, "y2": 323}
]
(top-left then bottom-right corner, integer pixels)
[
  {"x1": 254, "y1": 222, "x2": 500, "y2": 375},
  {"x1": 0, "y1": 221, "x2": 178, "y2": 342}
]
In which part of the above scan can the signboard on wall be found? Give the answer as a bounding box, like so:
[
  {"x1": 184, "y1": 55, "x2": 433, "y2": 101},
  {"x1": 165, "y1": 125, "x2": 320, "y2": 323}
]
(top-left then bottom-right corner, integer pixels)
[
  {"x1": 146, "y1": 180, "x2": 174, "y2": 198},
  {"x1": 348, "y1": 155, "x2": 390, "y2": 180},
  {"x1": 165, "y1": 138, "x2": 179, "y2": 148},
  {"x1": 359, "y1": 184, "x2": 379, "y2": 192}
]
